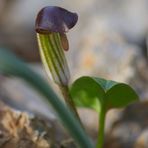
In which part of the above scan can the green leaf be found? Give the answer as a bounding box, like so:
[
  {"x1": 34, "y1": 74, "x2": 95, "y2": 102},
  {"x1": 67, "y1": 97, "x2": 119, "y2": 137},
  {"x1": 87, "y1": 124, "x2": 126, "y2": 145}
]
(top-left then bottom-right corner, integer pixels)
[
  {"x1": 105, "y1": 83, "x2": 139, "y2": 109},
  {"x1": 0, "y1": 49, "x2": 94, "y2": 148},
  {"x1": 70, "y1": 76, "x2": 105, "y2": 112},
  {"x1": 93, "y1": 77, "x2": 118, "y2": 91},
  {"x1": 70, "y1": 76, "x2": 139, "y2": 112}
]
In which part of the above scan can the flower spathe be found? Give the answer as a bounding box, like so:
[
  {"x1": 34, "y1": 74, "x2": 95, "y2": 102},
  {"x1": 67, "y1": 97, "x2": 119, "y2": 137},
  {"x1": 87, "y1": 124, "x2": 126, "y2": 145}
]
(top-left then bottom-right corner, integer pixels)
[
  {"x1": 35, "y1": 6, "x2": 78, "y2": 34},
  {"x1": 35, "y1": 6, "x2": 78, "y2": 86}
]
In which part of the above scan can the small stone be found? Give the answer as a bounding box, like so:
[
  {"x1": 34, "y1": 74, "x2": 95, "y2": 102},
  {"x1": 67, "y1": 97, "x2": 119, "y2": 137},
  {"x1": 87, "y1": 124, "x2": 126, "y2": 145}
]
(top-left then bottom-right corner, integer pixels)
[
  {"x1": 0, "y1": 101, "x2": 50, "y2": 148},
  {"x1": 135, "y1": 129, "x2": 148, "y2": 148}
]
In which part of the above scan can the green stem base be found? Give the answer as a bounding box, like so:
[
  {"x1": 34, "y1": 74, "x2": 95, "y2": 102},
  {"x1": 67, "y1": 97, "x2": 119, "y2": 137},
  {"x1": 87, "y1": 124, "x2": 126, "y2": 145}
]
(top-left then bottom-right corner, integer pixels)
[
  {"x1": 59, "y1": 85, "x2": 81, "y2": 122},
  {"x1": 96, "y1": 107, "x2": 106, "y2": 148}
]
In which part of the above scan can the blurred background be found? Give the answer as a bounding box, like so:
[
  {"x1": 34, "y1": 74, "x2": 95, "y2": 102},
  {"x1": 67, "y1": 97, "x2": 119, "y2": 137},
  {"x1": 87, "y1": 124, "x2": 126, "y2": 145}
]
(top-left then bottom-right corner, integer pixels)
[{"x1": 0, "y1": 0, "x2": 148, "y2": 147}]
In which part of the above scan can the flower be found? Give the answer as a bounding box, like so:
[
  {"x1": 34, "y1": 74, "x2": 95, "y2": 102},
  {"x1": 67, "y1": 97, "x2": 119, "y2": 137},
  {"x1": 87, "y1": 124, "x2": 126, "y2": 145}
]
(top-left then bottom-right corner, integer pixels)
[
  {"x1": 35, "y1": 6, "x2": 78, "y2": 34},
  {"x1": 35, "y1": 6, "x2": 78, "y2": 86}
]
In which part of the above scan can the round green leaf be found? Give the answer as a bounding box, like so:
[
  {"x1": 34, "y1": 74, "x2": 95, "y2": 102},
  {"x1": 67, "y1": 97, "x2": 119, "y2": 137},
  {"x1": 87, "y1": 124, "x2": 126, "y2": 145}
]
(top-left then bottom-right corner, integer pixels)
[
  {"x1": 105, "y1": 83, "x2": 139, "y2": 109},
  {"x1": 70, "y1": 76, "x2": 139, "y2": 112},
  {"x1": 70, "y1": 76, "x2": 105, "y2": 112}
]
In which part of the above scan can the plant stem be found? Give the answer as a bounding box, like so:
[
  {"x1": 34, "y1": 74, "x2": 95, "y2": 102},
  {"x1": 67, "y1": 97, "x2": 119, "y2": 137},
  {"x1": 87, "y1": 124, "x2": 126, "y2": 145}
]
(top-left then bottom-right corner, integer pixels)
[
  {"x1": 96, "y1": 107, "x2": 106, "y2": 148},
  {"x1": 0, "y1": 41, "x2": 94, "y2": 148},
  {"x1": 59, "y1": 85, "x2": 81, "y2": 122}
]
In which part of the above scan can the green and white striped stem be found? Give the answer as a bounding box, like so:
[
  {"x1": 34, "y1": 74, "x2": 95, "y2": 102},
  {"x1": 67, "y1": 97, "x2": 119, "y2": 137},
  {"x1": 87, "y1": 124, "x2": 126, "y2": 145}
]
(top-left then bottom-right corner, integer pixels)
[
  {"x1": 37, "y1": 33, "x2": 80, "y2": 120},
  {"x1": 37, "y1": 33, "x2": 70, "y2": 86}
]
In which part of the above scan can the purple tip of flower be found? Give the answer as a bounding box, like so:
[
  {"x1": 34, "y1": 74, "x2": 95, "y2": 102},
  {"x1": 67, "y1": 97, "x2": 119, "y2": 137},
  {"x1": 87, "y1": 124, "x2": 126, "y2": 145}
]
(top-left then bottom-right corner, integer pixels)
[{"x1": 35, "y1": 6, "x2": 78, "y2": 34}]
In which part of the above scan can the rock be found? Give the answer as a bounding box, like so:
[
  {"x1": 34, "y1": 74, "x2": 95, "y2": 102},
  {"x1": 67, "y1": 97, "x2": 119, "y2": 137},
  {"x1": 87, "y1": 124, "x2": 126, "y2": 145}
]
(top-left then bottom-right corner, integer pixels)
[
  {"x1": 70, "y1": 19, "x2": 140, "y2": 83},
  {"x1": 105, "y1": 101, "x2": 148, "y2": 148},
  {"x1": 0, "y1": 74, "x2": 55, "y2": 120},
  {"x1": 0, "y1": 101, "x2": 50, "y2": 148},
  {"x1": 130, "y1": 56, "x2": 148, "y2": 100},
  {"x1": 92, "y1": 0, "x2": 148, "y2": 43},
  {"x1": 135, "y1": 129, "x2": 148, "y2": 148}
]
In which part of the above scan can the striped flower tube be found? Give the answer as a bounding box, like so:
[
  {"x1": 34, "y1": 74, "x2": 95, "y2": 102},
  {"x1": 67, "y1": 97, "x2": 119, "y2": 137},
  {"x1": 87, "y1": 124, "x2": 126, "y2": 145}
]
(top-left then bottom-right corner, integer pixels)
[
  {"x1": 35, "y1": 6, "x2": 78, "y2": 86},
  {"x1": 37, "y1": 32, "x2": 70, "y2": 85}
]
